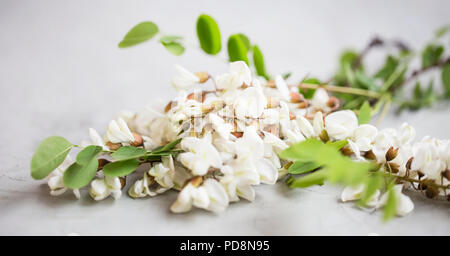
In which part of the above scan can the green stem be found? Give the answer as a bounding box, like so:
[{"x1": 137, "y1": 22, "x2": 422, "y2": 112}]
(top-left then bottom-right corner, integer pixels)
[{"x1": 297, "y1": 83, "x2": 382, "y2": 98}]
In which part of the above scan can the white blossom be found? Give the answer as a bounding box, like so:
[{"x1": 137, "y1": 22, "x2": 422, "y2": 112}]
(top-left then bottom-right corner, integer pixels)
[
  {"x1": 341, "y1": 184, "x2": 380, "y2": 208},
  {"x1": 47, "y1": 155, "x2": 80, "y2": 199},
  {"x1": 178, "y1": 133, "x2": 222, "y2": 176},
  {"x1": 106, "y1": 117, "x2": 135, "y2": 144},
  {"x1": 325, "y1": 110, "x2": 358, "y2": 140},
  {"x1": 170, "y1": 179, "x2": 229, "y2": 213},
  {"x1": 89, "y1": 176, "x2": 122, "y2": 201},
  {"x1": 171, "y1": 65, "x2": 200, "y2": 91}
]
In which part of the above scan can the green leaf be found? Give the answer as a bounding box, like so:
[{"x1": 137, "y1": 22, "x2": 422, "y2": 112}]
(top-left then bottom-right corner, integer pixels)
[
  {"x1": 227, "y1": 34, "x2": 249, "y2": 64},
  {"x1": 196, "y1": 14, "x2": 221, "y2": 55},
  {"x1": 102, "y1": 159, "x2": 140, "y2": 177},
  {"x1": 162, "y1": 42, "x2": 185, "y2": 56},
  {"x1": 286, "y1": 170, "x2": 327, "y2": 188},
  {"x1": 435, "y1": 25, "x2": 450, "y2": 38},
  {"x1": 326, "y1": 140, "x2": 348, "y2": 150},
  {"x1": 375, "y1": 56, "x2": 399, "y2": 82},
  {"x1": 383, "y1": 185, "x2": 397, "y2": 221},
  {"x1": 334, "y1": 50, "x2": 359, "y2": 86},
  {"x1": 422, "y1": 44, "x2": 444, "y2": 68},
  {"x1": 358, "y1": 172, "x2": 382, "y2": 207},
  {"x1": 237, "y1": 33, "x2": 251, "y2": 51},
  {"x1": 253, "y1": 45, "x2": 269, "y2": 79},
  {"x1": 301, "y1": 78, "x2": 320, "y2": 99},
  {"x1": 288, "y1": 161, "x2": 321, "y2": 175},
  {"x1": 442, "y1": 64, "x2": 450, "y2": 96},
  {"x1": 159, "y1": 35, "x2": 182, "y2": 44},
  {"x1": 76, "y1": 145, "x2": 102, "y2": 165},
  {"x1": 282, "y1": 72, "x2": 292, "y2": 80},
  {"x1": 355, "y1": 70, "x2": 378, "y2": 91},
  {"x1": 63, "y1": 159, "x2": 99, "y2": 189},
  {"x1": 118, "y1": 21, "x2": 159, "y2": 48},
  {"x1": 358, "y1": 101, "x2": 371, "y2": 125},
  {"x1": 414, "y1": 82, "x2": 422, "y2": 99},
  {"x1": 30, "y1": 136, "x2": 73, "y2": 180},
  {"x1": 111, "y1": 146, "x2": 146, "y2": 161},
  {"x1": 151, "y1": 138, "x2": 182, "y2": 154}
]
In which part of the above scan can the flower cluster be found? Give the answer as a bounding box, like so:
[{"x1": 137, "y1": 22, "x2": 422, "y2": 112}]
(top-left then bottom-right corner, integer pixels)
[{"x1": 40, "y1": 61, "x2": 449, "y2": 216}]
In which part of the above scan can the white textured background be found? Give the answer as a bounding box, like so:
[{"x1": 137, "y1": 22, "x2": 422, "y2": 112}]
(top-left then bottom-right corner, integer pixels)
[{"x1": 0, "y1": 0, "x2": 449, "y2": 235}]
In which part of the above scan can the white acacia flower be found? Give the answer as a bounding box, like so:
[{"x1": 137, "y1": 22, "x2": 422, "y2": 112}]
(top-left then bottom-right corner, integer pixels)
[
  {"x1": 234, "y1": 127, "x2": 278, "y2": 184},
  {"x1": 325, "y1": 110, "x2": 358, "y2": 140},
  {"x1": 178, "y1": 133, "x2": 222, "y2": 176},
  {"x1": 351, "y1": 124, "x2": 378, "y2": 151},
  {"x1": 313, "y1": 111, "x2": 324, "y2": 135},
  {"x1": 341, "y1": 184, "x2": 380, "y2": 208},
  {"x1": 171, "y1": 65, "x2": 200, "y2": 91},
  {"x1": 216, "y1": 61, "x2": 252, "y2": 92},
  {"x1": 346, "y1": 140, "x2": 365, "y2": 161},
  {"x1": 47, "y1": 155, "x2": 80, "y2": 199},
  {"x1": 116, "y1": 110, "x2": 136, "y2": 124},
  {"x1": 88, "y1": 128, "x2": 109, "y2": 150},
  {"x1": 234, "y1": 86, "x2": 267, "y2": 119},
  {"x1": 170, "y1": 179, "x2": 229, "y2": 213},
  {"x1": 106, "y1": 117, "x2": 135, "y2": 144},
  {"x1": 296, "y1": 115, "x2": 315, "y2": 138},
  {"x1": 128, "y1": 171, "x2": 169, "y2": 198},
  {"x1": 378, "y1": 185, "x2": 414, "y2": 216},
  {"x1": 89, "y1": 175, "x2": 122, "y2": 201},
  {"x1": 411, "y1": 137, "x2": 446, "y2": 181},
  {"x1": 310, "y1": 88, "x2": 329, "y2": 111},
  {"x1": 372, "y1": 123, "x2": 415, "y2": 163},
  {"x1": 149, "y1": 156, "x2": 175, "y2": 189},
  {"x1": 220, "y1": 165, "x2": 256, "y2": 202},
  {"x1": 275, "y1": 75, "x2": 290, "y2": 101},
  {"x1": 208, "y1": 113, "x2": 233, "y2": 139}
]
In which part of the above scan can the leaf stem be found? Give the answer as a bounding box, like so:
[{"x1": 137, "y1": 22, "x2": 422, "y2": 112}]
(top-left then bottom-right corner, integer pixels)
[{"x1": 296, "y1": 83, "x2": 382, "y2": 98}]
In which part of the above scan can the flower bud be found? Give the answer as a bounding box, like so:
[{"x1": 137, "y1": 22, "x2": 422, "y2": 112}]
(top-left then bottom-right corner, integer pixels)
[
  {"x1": 406, "y1": 157, "x2": 414, "y2": 170},
  {"x1": 289, "y1": 112, "x2": 296, "y2": 120},
  {"x1": 190, "y1": 176, "x2": 203, "y2": 187},
  {"x1": 187, "y1": 91, "x2": 206, "y2": 102},
  {"x1": 364, "y1": 150, "x2": 377, "y2": 160},
  {"x1": 267, "y1": 96, "x2": 280, "y2": 108},
  {"x1": 194, "y1": 72, "x2": 209, "y2": 83},
  {"x1": 442, "y1": 169, "x2": 450, "y2": 180},
  {"x1": 266, "y1": 80, "x2": 276, "y2": 88},
  {"x1": 164, "y1": 101, "x2": 175, "y2": 113},
  {"x1": 388, "y1": 162, "x2": 399, "y2": 173},
  {"x1": 106, "y1": 141, "x2": 122, "y2": 151},
  {"x1": 289, "y1": 92, "x2": 304, "y2": 103},
  {"x1": 340, "y1": 146, "x2": 354, "y2": 156},
  {"x1": 297, "y1": 101, "x2": 309, "y2": 109},
  {"x1": 425, "y1": 186, "x2": 438, "y2": 199},
  {"x1": 119, "y1": 176, "x2": 126, "y2": 190},
  {"x1": 130, "y1": 132, "x2": 143, "y2": 147},
  {"x1": 97, "y1": 158, "x2": 110, "y2": 170},
  {"x1": 326, "y1": 96, "x2": 340, "y2": 111},
  {"x1": 385, "y1": 146, "x2": 399, "y2": 162},
  {"x1": 231, "y1": 132, "x2": 243, "y2": 138},
  {"x1": 319, "y1": 129, "x2": 329, "y2": 142},
  {"x1": 283, "y1": 161, "x2": 293, "y2": 170}
]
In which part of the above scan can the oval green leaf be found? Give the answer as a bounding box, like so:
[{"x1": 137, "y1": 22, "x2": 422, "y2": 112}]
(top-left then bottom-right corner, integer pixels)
[
  {"x1": 162, "y1": 42, "x2": 185, "y2": 56},
  {"x1": 252, "y1": 45, "x2": 269, "y2": 80},
  {"x1": 118, "y1": 21, "x2": 159, "y2": 48},
  {"x1": 237, "y1": 33, "x2": 251, "y2": 51},
  {"x1": 102, "y1": 159, "x2": 140, "y2": 177},
  {"x1": 442, "y1": 64, "x2": 450, "y2": 96},
  {"x1": 30, "y1": 136, "x2": 73, "y2": 180},
  {"x1": 196, "y1": 14, "x2": 221, "y2": 55},
  {"x1": 111, "y1": 146, "x2": 146, "y2": 161},
  {"x1": 76, "y1": 145, "x2": 102, "y2": 165},
  {"x1": 227, "y1": 34, "x2": 248, "y2": 64},
  {"x1": 63, "y1": 159, "x2": 99, "y2": 189}
]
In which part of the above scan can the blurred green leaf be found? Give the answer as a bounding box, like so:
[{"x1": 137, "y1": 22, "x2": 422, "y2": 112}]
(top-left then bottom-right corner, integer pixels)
[
  {"x1": 237, "y1": 33, "x2": 251, "y2": 51},
  {"x1": 358, "y1": 172, "x2": 382, "y2": 207},
  {"x1": 383, "y1": 185, "x2": 397, "y2": 221},
  {"x1": 111, "y1": 146, "x2": 147, "y2": 161},
  {"x1": 442, "y1": 64, "x2": 450, "y2": 96},
  {"x1": 375, "y1": 55, "x2": 399, "y2": 81},
  {"x1": 422, "y1": 44, "x2": 444, "y2": 68},
  {"x1": 288, "y1": 161, "x2": 321, "y2": 175},
  {"x1": 196, "y1": 14, "x2": 221, "y2": 55},
  {"x1": 119, "y1": 22, "x2": 159, "y2": 48},
  {"x1": 227, "y1": 34, "x2": 249, "y2": 64},
  {"x1": 301, "y1": 78, "x2": 320, "y2": 99},
  {"x1": 286, "y1": 170, "x2": 327, "y2": 188},
  {"x1": 253, "y1": 45, "x2": 269, "y2": 80},
  {"x1": 358, "y1": 101, "x2": 371, "y2": 125}
]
